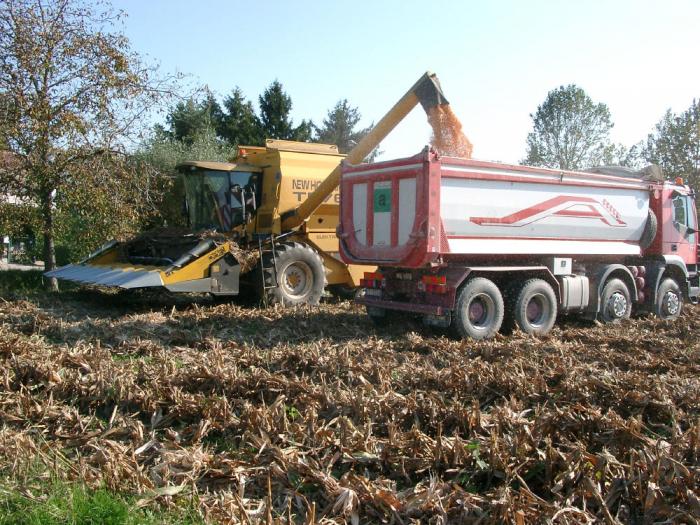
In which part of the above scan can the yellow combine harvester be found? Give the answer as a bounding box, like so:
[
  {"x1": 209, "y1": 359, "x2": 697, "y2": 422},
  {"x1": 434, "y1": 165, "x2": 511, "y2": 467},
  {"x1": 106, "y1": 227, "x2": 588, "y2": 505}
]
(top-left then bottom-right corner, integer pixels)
[{"x1": 46, "y1": 72, "x2": 449, "y2": 305}]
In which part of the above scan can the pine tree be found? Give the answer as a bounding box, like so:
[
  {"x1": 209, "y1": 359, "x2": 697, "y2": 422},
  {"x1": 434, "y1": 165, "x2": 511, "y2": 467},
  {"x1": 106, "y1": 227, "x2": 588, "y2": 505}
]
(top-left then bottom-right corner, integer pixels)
[
  {"x1": 166, "y1": 90, "x2": 223, "y2": 145},
  {"x1": 219, "y1": 88, "x2": 263, "y2": 147},
  {"x1": 258, "y1": 81, "x2": 313, "y2": 141}
]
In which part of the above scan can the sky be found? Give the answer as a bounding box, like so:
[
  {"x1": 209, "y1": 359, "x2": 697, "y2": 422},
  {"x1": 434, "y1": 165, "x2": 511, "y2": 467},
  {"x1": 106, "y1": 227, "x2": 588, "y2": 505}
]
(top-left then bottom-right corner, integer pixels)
[{"x1": 115, "y1": 0, "x2": 699, "y2": 164}]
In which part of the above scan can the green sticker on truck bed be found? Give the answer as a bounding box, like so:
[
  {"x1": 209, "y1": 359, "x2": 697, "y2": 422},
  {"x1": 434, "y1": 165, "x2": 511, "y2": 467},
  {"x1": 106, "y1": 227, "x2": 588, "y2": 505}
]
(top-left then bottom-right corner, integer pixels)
[{"x1": 373, "y1": 183, "x2": 391, "y2": 213}]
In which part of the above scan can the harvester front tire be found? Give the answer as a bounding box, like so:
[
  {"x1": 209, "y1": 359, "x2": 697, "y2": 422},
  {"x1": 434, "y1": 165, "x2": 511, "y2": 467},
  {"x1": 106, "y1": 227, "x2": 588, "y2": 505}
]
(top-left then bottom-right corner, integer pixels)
[
  {"x1": 263, "y1": 242, "x2": 326, "y2": 306},
  {"x1": 654, "y1": 278, "x2": 683, "y2": 320},
  {"x1": 512, "y1": 279, "x2": 557, "y2": 336},
  {"x1": 598, "y1": 278, "x2": 632, "y2": 323},
  {"x1": 452, "y1": 277, "x2": 504, "y2": 340}
]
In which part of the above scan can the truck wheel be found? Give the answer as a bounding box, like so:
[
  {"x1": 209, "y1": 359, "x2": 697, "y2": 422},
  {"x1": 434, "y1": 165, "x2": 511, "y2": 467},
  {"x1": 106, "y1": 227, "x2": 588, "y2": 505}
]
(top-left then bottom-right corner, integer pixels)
[
  {"x1": 655, "y1": 278, "x2": 683, "y2": 319},
  {"x1": 263, "y1": 242, "x2": 326, "y2": 306},
  {"x1": 598, "y1": 278, "x2": 632, "y2": 323},
  {"x1": 452, "y1": 277, "x2": 504, "y2": 340},
  {"x1": 512, "y1": 279, "x2": 557, "y2": 335},
  {"x1": 366, "y1": 305, "x2": 391, "y2": 326}
]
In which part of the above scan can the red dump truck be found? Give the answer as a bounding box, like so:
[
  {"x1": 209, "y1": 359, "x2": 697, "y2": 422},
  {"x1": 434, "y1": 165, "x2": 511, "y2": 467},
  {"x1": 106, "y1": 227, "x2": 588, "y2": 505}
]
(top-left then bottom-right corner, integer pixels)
[{"x1": 338, "y1": 148, "x2": 699, "y2": 339}]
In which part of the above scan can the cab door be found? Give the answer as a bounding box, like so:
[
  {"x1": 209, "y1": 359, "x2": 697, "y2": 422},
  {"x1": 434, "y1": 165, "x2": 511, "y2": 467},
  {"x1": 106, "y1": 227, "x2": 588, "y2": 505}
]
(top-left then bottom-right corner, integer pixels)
[{"x1": 664, "y1": 191, "x2": 698, "y2": 265}]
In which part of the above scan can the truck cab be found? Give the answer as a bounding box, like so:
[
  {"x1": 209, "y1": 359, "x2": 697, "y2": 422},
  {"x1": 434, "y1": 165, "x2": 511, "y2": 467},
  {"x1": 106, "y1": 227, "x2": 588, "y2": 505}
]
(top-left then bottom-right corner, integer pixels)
[{"x1": 647, "y1": 183, "x2": 698, "y2": 266}]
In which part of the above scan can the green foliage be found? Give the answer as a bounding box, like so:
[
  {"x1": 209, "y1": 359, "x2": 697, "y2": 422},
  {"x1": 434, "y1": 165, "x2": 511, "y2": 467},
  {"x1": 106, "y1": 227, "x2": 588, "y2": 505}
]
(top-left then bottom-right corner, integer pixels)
[
  {"x1": 0, "y1": 481, "x2": 205, "y2": 525},
  {"x1": 0, "y1": 270, "x2": 44, "y2": 295},
  {"x1": 165, "y1": 90, "x2": 224, "y2": 145},
  {"x1": 524, "y1": 85, "x2": 614, "y2": 170},
  {"x1": 643, "y1": 99, "x2": 700, "y2": 188},
  {"x1": 219, "y1": 88, "x2": 263, "y2": 147},
  {"x1": 0, "y1": 0, "x2": 178, "y2": 287},
  {"x1": 314, "y1": 99, "x2": 379, "y2": 160},
  {"x1": 258, "y1": 80, "x2": 313, "y2": 141},
  {"x1": 607, "y1": 143, "x2": 643, "y2": 169},
  {"x1": 0, "y1": 202, "x2": 40, "y2": 239},
  {"x1": 137, "y1": 126, "x2": 236, "y2": 173}
]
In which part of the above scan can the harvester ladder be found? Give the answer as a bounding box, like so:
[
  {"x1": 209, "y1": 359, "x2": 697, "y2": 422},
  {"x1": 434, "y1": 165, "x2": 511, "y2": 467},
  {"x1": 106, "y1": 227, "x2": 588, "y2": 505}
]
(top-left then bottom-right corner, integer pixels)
[{"x1": 258, "y1": 235, "x2": 279, "y2": 304}]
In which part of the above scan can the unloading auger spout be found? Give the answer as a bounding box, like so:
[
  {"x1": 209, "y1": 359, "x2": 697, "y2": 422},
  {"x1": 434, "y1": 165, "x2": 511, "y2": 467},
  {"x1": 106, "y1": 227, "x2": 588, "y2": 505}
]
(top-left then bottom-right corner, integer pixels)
[{"x1": 280, "y1": 72, "x2": 449, "y2": 231}]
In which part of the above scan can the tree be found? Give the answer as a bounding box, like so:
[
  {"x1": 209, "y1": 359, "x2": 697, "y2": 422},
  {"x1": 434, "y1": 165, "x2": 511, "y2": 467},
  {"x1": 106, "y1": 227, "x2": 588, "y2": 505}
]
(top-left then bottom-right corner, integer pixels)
[
  {"x1": 258, "y1": 80, "x2": 313, "y2": 142},
  {"x1": 524, "y1": 85, "x2": 614, "y2": 170},
  {"x1": 0, "y1": 0, "x2": 176, "y2": 289},
  {"x1": 643, "y1": 100, "x2": 700, "y2": 188},
  {"x1": 165, "y1": 90, "x2": 223, "y2": 144},
  {"x1": 606, "y1": 143, "x2": 643, "y2": 169},
  {"x1": 314, "y1": 99, "x2": 378, "y2": 160},
  {"x1": 219, "y1": 87, "x2": 263, "y2": 147}
]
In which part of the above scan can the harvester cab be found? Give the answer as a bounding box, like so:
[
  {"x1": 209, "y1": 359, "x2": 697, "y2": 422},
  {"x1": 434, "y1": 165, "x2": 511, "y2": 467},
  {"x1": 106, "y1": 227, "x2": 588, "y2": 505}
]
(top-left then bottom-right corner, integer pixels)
[
  {"x1": 178, "y1": 161, "x2": 261, "y2": 233},
  {"x1": 45, "y1": 72, "x2": 452, "y2": 306}
]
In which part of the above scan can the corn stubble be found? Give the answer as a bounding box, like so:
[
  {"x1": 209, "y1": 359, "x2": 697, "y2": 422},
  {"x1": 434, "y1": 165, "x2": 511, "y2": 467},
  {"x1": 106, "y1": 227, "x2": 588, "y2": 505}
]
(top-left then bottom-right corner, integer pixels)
[{"x1": 0, "y1": 292, "x2": 699, "y2": 524}]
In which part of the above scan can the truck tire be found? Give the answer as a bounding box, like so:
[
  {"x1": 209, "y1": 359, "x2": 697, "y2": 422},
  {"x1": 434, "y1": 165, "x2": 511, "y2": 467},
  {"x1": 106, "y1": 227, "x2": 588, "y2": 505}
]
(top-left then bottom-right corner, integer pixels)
[
  {"x1": 366, "y1": 305, "x2": 392, "y2": 326},
  {"x1": 639, "y1": 209, "x2": 658, "y2": 250},
  {"x1": 262, "y1": 242, "x2": 326, "y2": 306},
  {"x1": 512, "y1": 279, "x2": 557, "y2": 335},
  {"x1": 598, "y1": 278, "x2": 632, "y2": 323},
  {"x1": 452, "y1": 277, "x2": 504, "y2": 340},
  {"x1": 654, "y1": 278, "x2": 683, "y2": 319}
]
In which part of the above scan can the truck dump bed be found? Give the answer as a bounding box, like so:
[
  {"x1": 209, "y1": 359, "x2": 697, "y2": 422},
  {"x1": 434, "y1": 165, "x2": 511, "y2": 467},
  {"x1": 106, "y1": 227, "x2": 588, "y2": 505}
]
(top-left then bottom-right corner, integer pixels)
[{"x1": 339, "y1": 149, "x2": 653, "y2": 268}]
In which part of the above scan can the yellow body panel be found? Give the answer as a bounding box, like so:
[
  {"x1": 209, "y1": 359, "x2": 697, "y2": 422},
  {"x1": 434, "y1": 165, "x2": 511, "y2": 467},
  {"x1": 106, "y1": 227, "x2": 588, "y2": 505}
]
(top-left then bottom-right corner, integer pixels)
[
  {"x1": 228, "y1": 140, "x2": 366, "y2": 288},
  {"x1": 237, "y1": 143, "x2": 344, "y2": 236},
  {"x1": 161, "y1": 243, "x2": 230, "y2": 285},
  {"x1": 91, "y1": 249, "x2": 119, "y2": 265}
]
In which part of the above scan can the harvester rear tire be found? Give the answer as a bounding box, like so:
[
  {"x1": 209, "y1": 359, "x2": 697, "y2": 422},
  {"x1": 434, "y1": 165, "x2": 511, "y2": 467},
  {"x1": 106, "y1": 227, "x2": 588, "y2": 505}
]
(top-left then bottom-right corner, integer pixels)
[
  {"x1": 262, "y1": 242, "x2": 326, "y2": 306},
  {"x1": 451, "y1": 277, "x2": 504, "y2": 340}
]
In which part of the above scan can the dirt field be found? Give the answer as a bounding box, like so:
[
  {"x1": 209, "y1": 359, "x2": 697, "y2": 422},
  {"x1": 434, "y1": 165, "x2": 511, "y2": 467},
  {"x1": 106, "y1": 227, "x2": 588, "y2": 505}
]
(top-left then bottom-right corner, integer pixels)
[{"x1": 0, "y1": 288, "x2": 698, "y2": 524}]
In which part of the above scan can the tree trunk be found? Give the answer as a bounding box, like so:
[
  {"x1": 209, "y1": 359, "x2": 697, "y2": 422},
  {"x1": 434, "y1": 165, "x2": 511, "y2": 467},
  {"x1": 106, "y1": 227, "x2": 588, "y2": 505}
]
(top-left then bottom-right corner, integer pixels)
[{"x1": 42, "y1": 189, "x2": 58, "y2": 292}]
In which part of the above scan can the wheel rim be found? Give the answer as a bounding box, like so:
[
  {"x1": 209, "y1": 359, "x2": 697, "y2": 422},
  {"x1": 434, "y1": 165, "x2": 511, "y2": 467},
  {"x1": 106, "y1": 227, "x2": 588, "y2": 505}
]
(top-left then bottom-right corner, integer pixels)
[
  {"x1": 606, "y1": 291, "x2": 628, "y2": 319},
  {"x1": 525, "y1": 293, "x2": 550, "y2": 327},
  {"x1": 280, "y1": 261, "x2": 313, "y2": 300},
  {"x1": 663, "y1": 291, "x2": 680, "y2": 316},
  {"x1": 467, "y1": 293, "x2": 495, "y2": 329}
]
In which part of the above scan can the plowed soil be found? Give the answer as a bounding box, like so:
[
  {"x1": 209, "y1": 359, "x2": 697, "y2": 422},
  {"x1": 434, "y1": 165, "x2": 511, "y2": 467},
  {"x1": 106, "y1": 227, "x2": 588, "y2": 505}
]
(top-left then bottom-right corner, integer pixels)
[{"x1": 0, "y1": 290, "x2": 698, "y2": 524}]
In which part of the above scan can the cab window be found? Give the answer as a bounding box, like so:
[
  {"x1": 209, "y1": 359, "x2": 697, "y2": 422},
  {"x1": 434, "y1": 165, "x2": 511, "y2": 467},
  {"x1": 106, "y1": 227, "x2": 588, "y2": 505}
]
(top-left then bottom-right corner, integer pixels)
[
  {"x1": 673, "y1": 195, "x2": 686, "y2": 226},
  {"x1": 672, "y1": 194, "x2": 696, "y2": 243}
]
